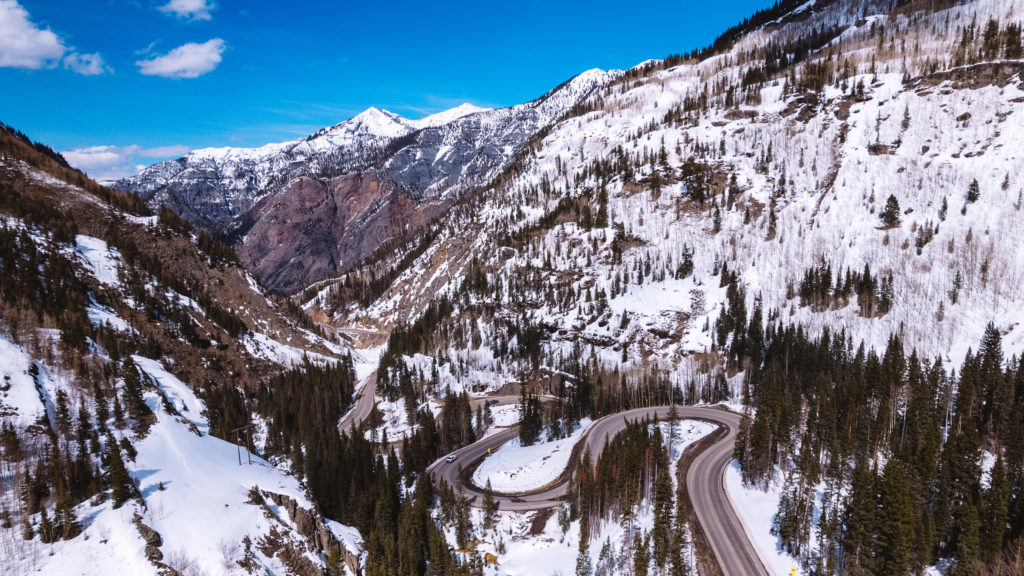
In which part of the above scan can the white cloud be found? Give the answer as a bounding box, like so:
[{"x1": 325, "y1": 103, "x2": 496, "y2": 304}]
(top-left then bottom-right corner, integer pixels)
[
  {"x1": 158, "y1": 0, "x2": 215, "y2": 21},
  {"x1": 0, "y1": 1, "x2": 110, "y2": 75},
  {"x1": 0, "y1": 0, "x2": 65, "y2": 69},
  {"x1": 136, "y1": 38, "x2": 225, "y2": 79},
  {"x1": 62, "y1": 144, "x2": 191, "y2": 182},
  {"x1": 62, "y1": 52, "x2": 111, "y2": 76},
  {"x1": 135, "y1": 40, "x2": 159, "y2": 56}
]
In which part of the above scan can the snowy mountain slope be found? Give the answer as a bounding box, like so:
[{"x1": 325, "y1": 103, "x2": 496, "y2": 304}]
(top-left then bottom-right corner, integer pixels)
[
  {"x1": 409, "y1": 103, "x2": 492, "y2": 129},
  {"x1": 8, "y1": 0, "x2": 1024, "y2": 572},
  {"x1": 112, "y1": 107, "x2": 411, "y2": 227},
  {"x1": 0, "y1": 133, "x2": 364, "y2": 575},
  {"x1": 313, "y1": 0, "x2": 1024, "y2": 398},
  {"x1": 116, "y1": 70, "x2": 619, "y2": 292},
  {"x1": 275, "y1": 1, "x2": 1024, "y2": 572},
  {"x1": 1, "y1": 340, "x2": 356, "y2": 576}
]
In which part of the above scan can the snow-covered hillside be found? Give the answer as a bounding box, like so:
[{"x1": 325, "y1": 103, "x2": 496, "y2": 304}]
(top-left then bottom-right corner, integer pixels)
[
  {"x1": 294, "y1": 0, "x2": 1024, "y2": 573},
  {"x1": 0, "y1": 154, "x2": 363, "y2": 576},
  {"x1": 8, "y1": 0, "x2": 1024, "y2": 573},
  {"x1": 0, "y1": 340, "x2": 360, "y2": 575},
  {"x1": 330, "y1": 0, "x2": 1024, "y2": 379}
]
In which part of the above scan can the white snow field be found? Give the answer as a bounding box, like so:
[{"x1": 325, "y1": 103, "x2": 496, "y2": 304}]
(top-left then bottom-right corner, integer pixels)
[
  {"x1": 0, "y1": 341, "x2": 361, "y2": 575},
  {"x1": 472, "y1": 419, "x2": 594, "y2": 492},
  {"x1": 725, "y1": 462, "x2": 802, "y2": 576}
]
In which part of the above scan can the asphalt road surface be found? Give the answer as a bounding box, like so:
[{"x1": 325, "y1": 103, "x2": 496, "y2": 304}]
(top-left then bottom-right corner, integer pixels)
[
  {"x1": 333, "y1": 383, "x2": 765, "y2": 576},
  {"x1": 337, "y1": 370, "x2": 377, "y2": 435},
  {"x1": 428, "y1": 405, "x2": 768, "y2": 576}
]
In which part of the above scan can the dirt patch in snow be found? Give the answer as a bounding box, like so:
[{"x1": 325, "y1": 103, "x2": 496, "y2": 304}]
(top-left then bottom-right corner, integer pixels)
[{"x1": 528, "y1": 508, "x2": 555, "y2": 536}]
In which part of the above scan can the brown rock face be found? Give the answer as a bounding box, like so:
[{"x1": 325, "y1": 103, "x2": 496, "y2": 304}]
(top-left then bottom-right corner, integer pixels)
[
  {"x1": 263, "y1": 491, "x2": 362, "y2": 576},
  {"x1": 236, "y1": 170, "x2": 447, "y2": 293}
]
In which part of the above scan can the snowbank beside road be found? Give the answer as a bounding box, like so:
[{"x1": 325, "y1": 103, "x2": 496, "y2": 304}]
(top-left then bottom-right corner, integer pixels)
[{"x1": 472, "y1": 419, "x2": 593, "y2": 492}]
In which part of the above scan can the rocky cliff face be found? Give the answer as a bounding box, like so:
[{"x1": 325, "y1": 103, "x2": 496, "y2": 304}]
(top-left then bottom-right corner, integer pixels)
[
  {"x1": 263, "y1": 491, "x2": 363, "y2": 576},
  {"x1": 116, "y1": 69, "x2": 619, "y2": 292},
  {"x1": 235, "y1": 170, "x2": 448, "y2": 293}
]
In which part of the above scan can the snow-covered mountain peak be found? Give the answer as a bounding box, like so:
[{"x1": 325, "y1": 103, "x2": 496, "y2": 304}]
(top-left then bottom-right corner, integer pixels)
[
  {"x1": 410, "y1": 103, "x2": 492, "y2": 129},
  {"x1": 572, "y1": 67, "x2": 614, "y2": 84},
  {"x1": 116, "y1": 64, "x2": 620, "y2": 291},
  {"x1": 185, "y1": 139, "x2": 294, "y2": 163},
  {"x1": 341, "y1": 106, "x2": 414, "y2": 138},
  {"x1": 560, "y1": 68, "x2": 619, "y2": 94}
]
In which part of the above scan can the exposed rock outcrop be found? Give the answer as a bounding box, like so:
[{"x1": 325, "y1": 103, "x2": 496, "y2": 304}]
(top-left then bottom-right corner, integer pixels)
[
  {"x1": 262, "y1": 491, "x2": 362, "y2": 576},
  {"x1": 116, "y1": 70, "x2": 619, "y2": 292}
]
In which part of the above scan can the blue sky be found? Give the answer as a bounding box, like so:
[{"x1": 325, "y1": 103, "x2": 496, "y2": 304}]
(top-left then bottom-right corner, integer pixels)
[{"x1": 0, "y1": 0, "x2": 772, "y2": 180}]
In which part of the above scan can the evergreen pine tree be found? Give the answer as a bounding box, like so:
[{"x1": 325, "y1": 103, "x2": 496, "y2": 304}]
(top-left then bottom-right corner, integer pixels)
[
  {"x1": 670, "y1": 492, "x2": 691, "y2": 576},
  {"x1": 93, "y1": 383, "x2": 109, "y2": 433},
  {"x1": 667, "y1": 401, "x2": 680, "y2": 455},
  {"x1": 982, "y1": 456, "x2": 1010, "y2": 557},
  {"x1": 112, "y1": 394, "x2": 125, "y2": 429},
  {"x1": 595, "y1": 187, "x2": 609, "y2": 229},
  {"x1": 876, "y1": 460, "x2": 913, "y2": 574},
  {"x1": 967, "y1": 179, "x2": 980, "y2": 203},
  {"x1": 54, "y1": 485, "x2": 80, "y2": 540},
  {"x1": 575, "y1": 535, "x2": 593, "y2": 576},
  {"x1": 881, "y1": 194, "x2": 901, "y2": 227},
  {"x1": 325, "y1": 548, "x2": 344, "y2": 576},
  {"x1": 1006, "y1": 23, "x2": 1023, "y2": 59},
  {"x1": 38, "y1": 508, "x2": 55, "y2": 544},
  {"x1": 842, "y1": 461, "x2": 877, "y2": 571},
  {"x1": 120, "y1": 357, "x2": 149, "y2": 424},
  {"x1": 651, "y1": 443, "x2": 674, "y2": 566},
  {"x1": 959, "y1": 498, "x2": 982, "y2": 568},
  {"x1": 55, "y1": 389, "x2": 71, "y2": 436},
  {"x1": 633, "y1": 533, "x2": 650, "y2": 576},
  {"x1": 105, "y1": 433, "x2": 132, "y2": 508},
  {"x1": 75, "y1": 398, "x2": 93, "y2": 457},
  {"x1": 455, "y1": 487, "x2": 471, "y2": 548},
  {"x1": 482, "y1": 479, "x2": 498, "y2": 530}
]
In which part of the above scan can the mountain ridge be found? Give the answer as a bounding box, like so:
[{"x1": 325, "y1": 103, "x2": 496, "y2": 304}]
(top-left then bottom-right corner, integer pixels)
[{"x1": 116, "y1": 67, "x2": 620, "y2": 292}]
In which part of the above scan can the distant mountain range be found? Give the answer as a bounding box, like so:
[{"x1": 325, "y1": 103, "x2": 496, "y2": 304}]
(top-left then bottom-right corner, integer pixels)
[{"x1": 115, "y1": 69, "x2": 618, "y2": 292}]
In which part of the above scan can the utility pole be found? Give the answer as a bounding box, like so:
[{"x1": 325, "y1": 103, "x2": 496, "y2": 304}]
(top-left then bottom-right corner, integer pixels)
[{"x1": 230, "y1": 423, "x2": 256, "y2": 465}]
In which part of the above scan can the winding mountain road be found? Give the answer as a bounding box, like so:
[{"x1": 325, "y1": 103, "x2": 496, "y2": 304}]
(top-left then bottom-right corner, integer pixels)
[
  {"x1": 428, "y1": 405, "x2": 768, "y2": 576},
  {"x1": 338, "y1": 385, "x2": 766, "y2": 575}
]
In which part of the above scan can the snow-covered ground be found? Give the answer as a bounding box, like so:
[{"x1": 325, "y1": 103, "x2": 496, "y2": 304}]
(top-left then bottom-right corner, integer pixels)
[
  {"x1": 363, "y1": 397, "x2": 416, "y2": 442},
  {"x1": 75, "y1": 235, "x2": 121, "y2": 287},
  {"x1": 242, "y1": 331, "x2": 336, "y2": 367},
  {"x1": 487, "y1": 404, "x2": 520, "y2": 428},
  {"x1": 661, "y1": 418, "x2": 718, "y2": 460},
  {"x1": 0, "y1": 340, "x2": 360, "y2": 575},
  {"x1": 724, "y1": 462, "x2": 801, "y2": 576},
  {"x1": 87, "y1": 299, "x2": 131, "y2": 332},
  {"x1": 473, "y1": 419, "x2": 594, "y2": 493},
  {"x1": 0, "y1": 334, "x2": 51, "y2": 429}
]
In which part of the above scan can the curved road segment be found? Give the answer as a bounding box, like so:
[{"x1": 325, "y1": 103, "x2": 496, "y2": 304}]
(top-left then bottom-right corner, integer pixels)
[
  {"x1": 429, "y1": 405, "x2": 768, "y2": 576},
  {"x1": 338, "y1": 386, "x2": 766, "y2": 576},
  {"x1": 338, "y1": 370, "x2": 378, "y2": 435}
]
